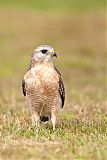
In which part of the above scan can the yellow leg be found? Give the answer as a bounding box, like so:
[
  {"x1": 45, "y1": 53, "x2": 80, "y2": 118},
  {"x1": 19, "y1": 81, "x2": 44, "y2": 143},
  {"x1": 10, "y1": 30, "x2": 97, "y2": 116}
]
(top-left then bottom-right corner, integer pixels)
[
  {"x1": 31, "y1": 112, "x2": 40, "y2": 128},
  {"x1": 51, "y1": 111, "x2": 57, "y2": 131}
]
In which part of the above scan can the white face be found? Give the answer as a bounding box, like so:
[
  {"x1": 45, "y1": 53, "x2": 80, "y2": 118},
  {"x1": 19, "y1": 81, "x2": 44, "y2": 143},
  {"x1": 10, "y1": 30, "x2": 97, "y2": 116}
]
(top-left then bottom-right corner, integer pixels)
[{"x1": 33, "y1": 45, "x2": 56, "y2": 60}]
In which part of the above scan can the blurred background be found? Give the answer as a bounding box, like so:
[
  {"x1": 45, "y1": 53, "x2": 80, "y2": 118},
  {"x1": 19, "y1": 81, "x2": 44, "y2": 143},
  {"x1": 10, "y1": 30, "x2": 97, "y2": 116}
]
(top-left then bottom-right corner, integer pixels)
[
  {"x1": 0, "y1": 1, "x2": 106, "y2": 159},
  {"x1": 0, "y1": 0, "x2": 106, "y2": 115}
]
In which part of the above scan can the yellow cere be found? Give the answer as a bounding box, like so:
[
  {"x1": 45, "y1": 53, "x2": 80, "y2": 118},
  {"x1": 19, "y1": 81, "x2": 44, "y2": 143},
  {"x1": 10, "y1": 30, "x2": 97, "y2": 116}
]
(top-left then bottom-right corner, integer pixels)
[{"x1": 50, "y1": 49, "x2": 54, "y2": 53}]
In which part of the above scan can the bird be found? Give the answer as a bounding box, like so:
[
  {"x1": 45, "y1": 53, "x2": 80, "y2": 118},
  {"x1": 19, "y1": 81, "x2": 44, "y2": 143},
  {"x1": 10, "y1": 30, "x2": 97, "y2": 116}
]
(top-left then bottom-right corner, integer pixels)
[{"x1": 22, "y1": 45, "x2": 65, "y2": 131}]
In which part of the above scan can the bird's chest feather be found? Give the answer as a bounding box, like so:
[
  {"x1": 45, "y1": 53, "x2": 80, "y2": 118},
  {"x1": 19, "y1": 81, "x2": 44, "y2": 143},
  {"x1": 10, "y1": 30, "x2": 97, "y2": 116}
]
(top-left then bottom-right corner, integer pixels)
[
  {"x1": 37, "y1": 66, "x2": 58, "y2": 86},
  {"x1": 37, "y1": 66, "x2": 59, "y2": 96},
  {"x1": 26, "y1": 65, "x2": 59, "y2": 95}
]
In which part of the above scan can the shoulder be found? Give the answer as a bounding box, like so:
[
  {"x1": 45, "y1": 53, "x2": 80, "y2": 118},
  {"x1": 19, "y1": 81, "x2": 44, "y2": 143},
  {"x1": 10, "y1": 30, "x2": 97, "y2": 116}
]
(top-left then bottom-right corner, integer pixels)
[
  {"x1": 53, "y1": 65, "x2": 61, "y2": 77},
  {"x1": 24, "y1": 68, "x2": 35, "y2": 81}
]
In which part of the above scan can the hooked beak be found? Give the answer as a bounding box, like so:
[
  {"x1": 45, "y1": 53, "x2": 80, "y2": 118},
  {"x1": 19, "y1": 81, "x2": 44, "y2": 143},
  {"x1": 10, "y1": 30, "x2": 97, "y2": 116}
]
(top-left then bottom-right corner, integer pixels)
[{"x1": 51, "y1": 52, "x2": 57, "y2": 58}]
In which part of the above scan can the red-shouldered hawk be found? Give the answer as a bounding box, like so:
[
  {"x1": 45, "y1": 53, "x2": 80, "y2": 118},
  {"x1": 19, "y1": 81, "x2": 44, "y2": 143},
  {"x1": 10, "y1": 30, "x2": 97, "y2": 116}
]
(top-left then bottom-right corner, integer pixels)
[{"x1": 22, "y1": 45, "x2": 65, "y2": 130}]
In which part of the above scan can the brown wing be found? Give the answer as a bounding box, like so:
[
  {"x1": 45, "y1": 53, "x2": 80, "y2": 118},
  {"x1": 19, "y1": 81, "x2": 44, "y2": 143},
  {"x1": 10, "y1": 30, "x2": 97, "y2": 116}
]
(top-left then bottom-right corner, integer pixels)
[
  {"x1": 54, "y1": 66, "x2": 65, "y2": 108},
  {"x1": 22, "y1": 80, "x2": 26, "y2": 96},
  {"x1": 59, "y1": 77, "x2": 65, "y2": 108}
]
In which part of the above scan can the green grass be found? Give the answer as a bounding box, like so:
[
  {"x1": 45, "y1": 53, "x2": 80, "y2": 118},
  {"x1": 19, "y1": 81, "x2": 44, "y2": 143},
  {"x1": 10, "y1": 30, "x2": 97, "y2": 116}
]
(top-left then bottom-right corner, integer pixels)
[
  {"x1": 0, "y1": 2, "x2": 106, "y2": 160},
  {"x1": 0, "y1": 0, "x2": 105, "y2": 11},
  {"x1": 0, "y1": 92, "x2": 107, "y2": 160}
]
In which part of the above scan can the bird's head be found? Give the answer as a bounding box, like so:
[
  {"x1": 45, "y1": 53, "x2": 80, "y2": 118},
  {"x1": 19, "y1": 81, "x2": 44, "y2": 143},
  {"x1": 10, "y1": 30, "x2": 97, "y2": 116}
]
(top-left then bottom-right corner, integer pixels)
[{"x1": 32, "y1": 45, "x2": 57, "y2": 62}]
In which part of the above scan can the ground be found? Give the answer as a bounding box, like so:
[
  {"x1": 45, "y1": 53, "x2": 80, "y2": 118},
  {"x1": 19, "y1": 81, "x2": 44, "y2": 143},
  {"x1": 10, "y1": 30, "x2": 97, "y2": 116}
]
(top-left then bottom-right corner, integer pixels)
[{"x1": 0, "y1": 1, "x2": 106, "y2": 160}]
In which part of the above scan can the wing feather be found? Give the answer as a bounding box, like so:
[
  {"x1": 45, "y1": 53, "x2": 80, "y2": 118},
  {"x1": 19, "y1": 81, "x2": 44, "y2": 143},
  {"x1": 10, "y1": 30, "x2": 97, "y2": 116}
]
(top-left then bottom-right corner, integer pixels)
[
  {"x1": 59, "y1": 77, "x2": 65, "y2": 108},
  {"x1": 22, "y1": 80, "x2": 26, "y2": 96},
  {"x1": 54, "y1": 66, "x2": 65, "y2": 108}
]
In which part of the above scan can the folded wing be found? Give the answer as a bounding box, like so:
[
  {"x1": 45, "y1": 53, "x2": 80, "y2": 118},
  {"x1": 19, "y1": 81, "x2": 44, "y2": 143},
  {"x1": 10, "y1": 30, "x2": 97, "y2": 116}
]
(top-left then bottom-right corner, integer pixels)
[{"x1": 54, "y1": 66, "x2": 65, "y2": 108}]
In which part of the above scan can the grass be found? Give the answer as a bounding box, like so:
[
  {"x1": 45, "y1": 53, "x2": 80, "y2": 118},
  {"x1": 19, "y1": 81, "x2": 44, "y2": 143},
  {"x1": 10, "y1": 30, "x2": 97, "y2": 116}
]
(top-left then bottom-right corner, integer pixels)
[
  {"x1": 0, "y1": 0, "x2": 105, "y2": 11},
  {"x1": 0, "y1": 93, "x2": 107, "y2": 160},
  {"x1": 0, "y1": 1, "x2": 106, "y2": 160}
]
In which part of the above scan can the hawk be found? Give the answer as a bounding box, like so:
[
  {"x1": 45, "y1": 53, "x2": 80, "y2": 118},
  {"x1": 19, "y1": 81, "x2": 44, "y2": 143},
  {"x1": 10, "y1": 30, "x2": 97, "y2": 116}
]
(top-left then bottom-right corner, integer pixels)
[{"x1": 22, "y1": 45, "x2": 65, "y2": 130}]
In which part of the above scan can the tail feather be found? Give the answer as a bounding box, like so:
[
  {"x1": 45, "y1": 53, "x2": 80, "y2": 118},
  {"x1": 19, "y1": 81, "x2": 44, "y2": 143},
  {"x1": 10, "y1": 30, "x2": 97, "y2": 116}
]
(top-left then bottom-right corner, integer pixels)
[{"x1": 40, "y1": 116, "x2": 49, "y2": 122}]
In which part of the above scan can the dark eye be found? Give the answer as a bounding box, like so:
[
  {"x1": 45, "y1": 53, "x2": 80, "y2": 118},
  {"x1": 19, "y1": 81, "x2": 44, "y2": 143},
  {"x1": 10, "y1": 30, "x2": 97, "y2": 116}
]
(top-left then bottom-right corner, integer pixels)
[{"x1": 41, "y1": 49, "x2": 48, "y2": 54}]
